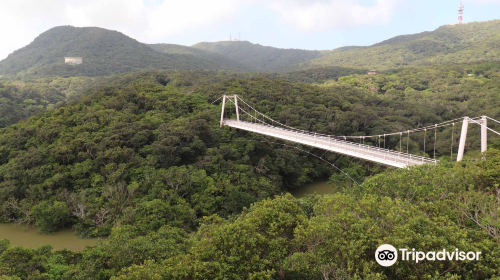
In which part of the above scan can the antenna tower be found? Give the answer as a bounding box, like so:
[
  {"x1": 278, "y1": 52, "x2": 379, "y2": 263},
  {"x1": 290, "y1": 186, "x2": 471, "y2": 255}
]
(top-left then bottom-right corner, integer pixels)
[{"x1": 458, "y1": 2, "x2": 464, "y2": 24}]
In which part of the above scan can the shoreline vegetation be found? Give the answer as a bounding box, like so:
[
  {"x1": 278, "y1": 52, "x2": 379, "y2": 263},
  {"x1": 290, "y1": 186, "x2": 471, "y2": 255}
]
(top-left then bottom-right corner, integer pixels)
[{"x1": 0, "y1": 179, "x2": 328, "y2": 250}]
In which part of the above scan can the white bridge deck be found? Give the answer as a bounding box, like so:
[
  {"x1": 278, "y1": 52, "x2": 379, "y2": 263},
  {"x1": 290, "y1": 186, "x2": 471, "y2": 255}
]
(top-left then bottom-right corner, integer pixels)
[{"x1": 224, "y1": 120, "x2": 437, "y2": 168}]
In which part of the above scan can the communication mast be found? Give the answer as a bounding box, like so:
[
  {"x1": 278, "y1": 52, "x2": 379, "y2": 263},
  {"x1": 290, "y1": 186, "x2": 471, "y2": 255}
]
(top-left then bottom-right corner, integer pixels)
[{"x1": 458, "y1": 2, "x2": 464, "y2": 24}]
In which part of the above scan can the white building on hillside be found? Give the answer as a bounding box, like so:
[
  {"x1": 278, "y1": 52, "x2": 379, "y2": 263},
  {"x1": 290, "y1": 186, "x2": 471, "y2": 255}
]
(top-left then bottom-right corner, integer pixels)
[{"x1": 64, "y1": 57, "x2": 83, "y2": 65}]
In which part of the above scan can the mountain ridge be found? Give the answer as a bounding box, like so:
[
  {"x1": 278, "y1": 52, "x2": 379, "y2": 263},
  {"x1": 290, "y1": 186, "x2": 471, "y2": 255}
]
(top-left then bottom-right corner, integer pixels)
[
  {"x1": 147, "y1": 43, "x2": 252, "y2": 72},
  {"x1": 192, "y1": 40, "x2": 323, "y2": 72},
  {"x1": 298, "y1": 20, "x2": 500, "y2": 70},
  {"x1": 0, "y1": 26, "x2": 230, "y2": 78},
  {"x1": 1, "y1": 19, "x2": 500, "y2": 77}
]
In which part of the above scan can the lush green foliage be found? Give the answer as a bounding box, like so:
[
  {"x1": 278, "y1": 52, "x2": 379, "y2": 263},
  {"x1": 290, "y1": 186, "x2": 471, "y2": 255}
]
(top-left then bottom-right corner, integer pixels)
[
  {"x1": 0, "y1": 77, "x2": 104, "y2": 128},
  {"x1": 1, "y1": 64, "x2": 500, "y2": 234},
  {"x1": 111, "y1": 177, "x2": 500, "y2": 279},
  {"x1": 0, "y1": 71, "x2": 331, "y2": 236},
  {"x1": 0, "y1": 61, "x2": 499, "y2": 279},
  {"x1": 265, "y1": 66, "x2": 367, "y2": 84},
  {"x1": 2, "y1": 152, "x2": 500, "y2": 279},
  {"x1": 0, "y1": 81, "x2": 64, "y2": 128}
]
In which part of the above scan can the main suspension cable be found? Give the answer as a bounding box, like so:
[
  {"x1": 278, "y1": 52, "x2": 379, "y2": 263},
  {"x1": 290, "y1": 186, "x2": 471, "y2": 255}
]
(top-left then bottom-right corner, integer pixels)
[
  {"x1": 222, "y1": 96, "x2": 499, "y2": 160},
  {"x1": 210, "y1": 95, "x2": 224, "y2": 104},
  {"x1": 486, "y1": 116, "x2": 500, "y2": 126},
  {"x1": 235, "y1": 95, "x2": 468, "y2": 140},
  {"x1": 468, "y1": 118, "x2": 500, "y2": 136}
]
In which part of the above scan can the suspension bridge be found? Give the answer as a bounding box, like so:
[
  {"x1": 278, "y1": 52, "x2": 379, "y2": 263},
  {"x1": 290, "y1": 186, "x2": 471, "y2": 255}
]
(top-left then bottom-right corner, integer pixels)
[{"x1": 215, "y1": 95, "x2": 500, "y2": 168}]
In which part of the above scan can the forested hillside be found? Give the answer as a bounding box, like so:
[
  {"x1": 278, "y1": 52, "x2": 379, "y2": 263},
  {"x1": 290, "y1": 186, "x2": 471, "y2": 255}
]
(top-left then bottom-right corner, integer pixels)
[
  {"x1": 192, "y1": 41, "x2": 324, "y2": 72},
  {"x1": 0, "y1": 26, "x2": 225, "y2": 78},
  {"x1": 267, "y1": 66, "x2": 367, "y2": 83},
  {"x1": 0, "y1": 77, "x2": 106, "y2": 128},
  {"x1": 1, "y1": 64, "x2": 499, "y2": 236},
  {"x1": 0, "y1": 64, "x2": 499, "y2": 278},
  {"x1": 2, "y1": 20, "x2": 499, "y2": 79},
  {"x1": 148, "y1": 43, "x2": 251, "y2": 72},
  {"x1": 300, "y1": 20, "x2": 500, "y2": 70},
  {"x1": 371, "y1": 30, "x2": 432, "y2": 47}
]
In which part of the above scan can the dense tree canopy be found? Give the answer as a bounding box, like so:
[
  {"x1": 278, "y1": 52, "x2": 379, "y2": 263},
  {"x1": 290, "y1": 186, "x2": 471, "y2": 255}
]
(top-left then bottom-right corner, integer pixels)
[
  {"x1": 1, "y1": 153, "x2": 500, "y2": 279},
  {"x1": 0, "y1": 61, "x2": 499, "y2": 279},
  {"x1": 0, "y1": 76, "x2": 106, "y2": 128}
]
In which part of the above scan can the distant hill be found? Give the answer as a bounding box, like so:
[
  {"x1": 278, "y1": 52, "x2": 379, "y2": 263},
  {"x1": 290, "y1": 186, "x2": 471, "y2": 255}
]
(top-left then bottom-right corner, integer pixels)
[
  {"x1": 298, "y1": 20, "x2": 500, "y2": 70},
  {"x1": 370, "y1": 31, "x2": 432, "y2": 47},
  {"x1": 192, "y1": 41, "x2": 323, "y2": 72},
  {"x1": 148, "y1": 43, "x2": 251, "y2": 72},
  {"x1": 3, "y1": 20, "x2": 500, "y2": 78},
  {"x1": 0, "y1": 26, "x2": 225, "y2": 78}
]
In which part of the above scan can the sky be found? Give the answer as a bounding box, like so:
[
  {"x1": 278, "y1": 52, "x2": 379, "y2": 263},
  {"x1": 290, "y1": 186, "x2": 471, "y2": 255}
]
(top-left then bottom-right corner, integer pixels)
[{"x1": 0, "y1": 0, "x2": 499, "y2": 60}]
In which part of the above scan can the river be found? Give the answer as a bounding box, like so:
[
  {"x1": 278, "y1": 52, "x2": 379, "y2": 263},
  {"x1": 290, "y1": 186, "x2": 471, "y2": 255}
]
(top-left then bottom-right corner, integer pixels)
[
  {"x1": 290, "y1": 180, "x2": 337, "y2": 198},
  {"x1": 0, "y1": 181, "x2": 333, "y2": 250},
  {"x1": 0, "y1": 223, "x2": 99, "y2": 250}
]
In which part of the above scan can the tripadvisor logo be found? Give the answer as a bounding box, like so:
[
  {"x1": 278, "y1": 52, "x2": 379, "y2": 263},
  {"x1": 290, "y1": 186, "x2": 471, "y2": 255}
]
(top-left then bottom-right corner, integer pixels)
[
  {"x1": 375, "y1": 244, "x2": 481, "y2": 267},
  {"x1": 375, "y1": 244, "x2": 398, "y2": 267}
]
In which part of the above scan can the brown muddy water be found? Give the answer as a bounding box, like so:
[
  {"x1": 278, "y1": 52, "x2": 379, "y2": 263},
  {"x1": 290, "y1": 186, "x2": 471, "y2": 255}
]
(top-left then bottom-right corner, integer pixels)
[
  {"x1": 0, "y1": 223, "x2": 100, "y2": 250},
  {"x1": 0, "y1": 180, "x2": 335, "y2": 249},
  {"x1": 290, "y1": 180, "x2": 336, "y2": 198}
]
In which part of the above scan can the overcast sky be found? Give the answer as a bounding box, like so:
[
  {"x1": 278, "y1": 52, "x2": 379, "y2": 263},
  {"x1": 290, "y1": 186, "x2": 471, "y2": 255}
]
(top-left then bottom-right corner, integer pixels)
[{"x1": 1, "y1": 0, "x2": 499, "y2": 60}]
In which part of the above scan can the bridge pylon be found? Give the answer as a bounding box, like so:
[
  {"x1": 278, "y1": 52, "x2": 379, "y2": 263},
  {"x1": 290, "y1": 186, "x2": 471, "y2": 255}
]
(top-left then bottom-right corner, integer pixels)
[
  {"x1": 220, "y1": 95, "x2": 239, "y2": 127},
  {"x1": 220, "y1": 95, "x2": 226, "y2": 127},
  {"x1": 456, "y1": 116, "x2": 487, "y2": 161},
  {"x1": 481, "y1": 115, "x2": 487, "y2": 153}
]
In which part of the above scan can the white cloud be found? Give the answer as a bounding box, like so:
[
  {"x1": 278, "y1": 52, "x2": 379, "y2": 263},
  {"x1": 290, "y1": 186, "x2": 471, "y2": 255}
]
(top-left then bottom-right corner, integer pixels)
[
  {"x1": 0, "y1": 0, "x2": 67, "y2": 59},
  {"x1": 0, "y1": 0, "x2": 403, "y2": 60},
  {"x1": 147, "y1": 0, "x2": 237, "y2": 40},
  {"x1": 268, "y1": 0, "x2": 403, "y2": 32}
]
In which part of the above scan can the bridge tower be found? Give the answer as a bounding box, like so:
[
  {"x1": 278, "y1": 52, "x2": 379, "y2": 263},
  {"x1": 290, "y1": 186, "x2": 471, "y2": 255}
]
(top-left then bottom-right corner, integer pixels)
[
  {"x1": 457, "y1": 116, "x2": 487, "y2": 161},
  {"x1": 219, "y1": 95, "x2": 239, "y2": 127}
]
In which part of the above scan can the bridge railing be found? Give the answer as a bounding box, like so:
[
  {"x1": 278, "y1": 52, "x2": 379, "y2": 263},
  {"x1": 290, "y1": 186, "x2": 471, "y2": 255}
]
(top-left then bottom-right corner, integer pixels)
[
  {"x1": 225, "y1": 120, "x2": 437, "y2": 166},
  {"x1": 313, "y1": 132, "x2": 437, "y2": 165},
  {"x1": 277, "y1": 125, "x2": 437, "y2": 165}
]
